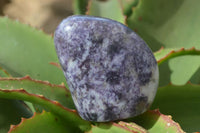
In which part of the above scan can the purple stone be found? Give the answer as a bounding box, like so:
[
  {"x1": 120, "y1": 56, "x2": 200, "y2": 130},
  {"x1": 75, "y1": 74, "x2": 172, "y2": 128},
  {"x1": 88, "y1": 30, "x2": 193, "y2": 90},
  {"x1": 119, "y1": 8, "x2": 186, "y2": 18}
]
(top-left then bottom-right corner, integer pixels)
[{"x1": 54, "y1": 15, "x2": 159, "y2": 122}]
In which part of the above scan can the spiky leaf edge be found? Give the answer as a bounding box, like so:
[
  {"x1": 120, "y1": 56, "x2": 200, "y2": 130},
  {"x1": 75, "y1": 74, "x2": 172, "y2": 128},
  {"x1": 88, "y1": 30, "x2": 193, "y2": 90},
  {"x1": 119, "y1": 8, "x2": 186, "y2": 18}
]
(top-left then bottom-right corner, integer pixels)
[
  {"x1": 154, "y1": 47, "x2": 200, "y2": 65},
  {"x1": 0, "y1": 89, "x2": 91, "y2": 131},
  {"x1": 8, "y1": 111, "x2": 80, "y2": 133},
  {"x1": 129, "y1": 109, "x2": 185, "y2": 133}
]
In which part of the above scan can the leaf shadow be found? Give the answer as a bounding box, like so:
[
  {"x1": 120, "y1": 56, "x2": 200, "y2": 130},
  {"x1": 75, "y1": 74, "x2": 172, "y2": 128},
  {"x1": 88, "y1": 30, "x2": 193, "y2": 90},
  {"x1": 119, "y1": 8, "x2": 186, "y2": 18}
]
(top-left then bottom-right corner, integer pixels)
[
  {"x1": 0, "y1": 99, "x2": 32, "y2": 132},
  {"x1": 158, "y1": 60, "x2": 172, "y2": 87},
  {"x1": 125, "y1": 110, "x2": 160, "y2": 130},
  {"x1": 151, "y1": 84, "x2": 200, "y2": 132},
  {"x1": 190, "y1": 66, "x2": 200, "y2": 84}
]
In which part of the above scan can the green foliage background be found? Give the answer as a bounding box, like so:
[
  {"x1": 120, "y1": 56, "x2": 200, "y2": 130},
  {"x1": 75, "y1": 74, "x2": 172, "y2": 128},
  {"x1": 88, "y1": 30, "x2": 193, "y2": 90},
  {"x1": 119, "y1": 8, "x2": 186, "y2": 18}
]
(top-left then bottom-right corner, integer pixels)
[{"x1": 0, "y1": 0, "x2": 200, "y2": 132}]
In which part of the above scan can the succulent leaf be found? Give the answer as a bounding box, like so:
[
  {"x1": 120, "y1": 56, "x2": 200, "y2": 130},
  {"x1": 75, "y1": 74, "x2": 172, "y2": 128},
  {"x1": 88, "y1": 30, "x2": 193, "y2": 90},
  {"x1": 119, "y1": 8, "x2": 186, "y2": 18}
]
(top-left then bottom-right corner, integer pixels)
[
  {"x1": 0, "y1": 66, "x2": 32, "y2": 133},
  {"x1": 154, "y1": 47, "x2": 200, "y2": 65},
  {"x1": 86, "y1": 0, "x2": 126, "y2": 24},
  {"x1": 9, "y1": 111, "x2": 81, "y2": 133},
  {"x1": 0, "y1": 76, "x2": 75, "y2": 109},
  {"x1": 151, "y1": 83, "x2": 200, "y2": 132},
  {"x1": 120, "y1": 0, "x2": 139, "y2": 17},
  {"x1": 0, "y1": 89, "x2": 91, "y2": 131},
  {"x1": 129, "y1": 109, "x2": 185, "y2": 133},
  {"x1": 153, "y1": 47, "x2": 200, "y2": 85},
  {"x1": 127, "y1": 0, "x2": 200, "y2": 85},
  {"x1": 89, "y1": 122, "x2": 145, "y2": 133},
  {"x1": 117, "y1": 121, "x2": 147, "y2": 133},
  {"x1": 0, "y1": 99, "x2": 32, "y2": 133},
  {"x1": 0, "y1": 17, "x2": 66, "y2": 85},
  {"x1": 0, "y1": 67, "x2": 12, "y2": 77},
  {"x1": 168, "y1": 56, "x2": 200, "y2": 85},
  {"x1": 73, "y1": 0, "x2": 89, "y2": 15}
]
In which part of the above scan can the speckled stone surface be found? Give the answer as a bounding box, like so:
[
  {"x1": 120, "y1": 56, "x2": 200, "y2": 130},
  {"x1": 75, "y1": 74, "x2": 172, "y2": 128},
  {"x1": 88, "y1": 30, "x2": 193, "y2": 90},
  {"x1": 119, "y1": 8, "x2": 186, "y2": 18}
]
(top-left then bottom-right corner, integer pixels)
[{"x1": 54, "y1": 15, "x2": 159, "y2": 122}]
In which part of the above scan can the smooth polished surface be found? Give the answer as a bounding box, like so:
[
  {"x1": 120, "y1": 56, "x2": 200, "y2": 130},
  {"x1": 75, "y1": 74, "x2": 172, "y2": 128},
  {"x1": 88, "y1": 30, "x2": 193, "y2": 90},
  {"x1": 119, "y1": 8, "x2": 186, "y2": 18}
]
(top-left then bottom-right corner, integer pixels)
[{"x1": 54, "y1": 15, "x2": 159, "y2": 122}]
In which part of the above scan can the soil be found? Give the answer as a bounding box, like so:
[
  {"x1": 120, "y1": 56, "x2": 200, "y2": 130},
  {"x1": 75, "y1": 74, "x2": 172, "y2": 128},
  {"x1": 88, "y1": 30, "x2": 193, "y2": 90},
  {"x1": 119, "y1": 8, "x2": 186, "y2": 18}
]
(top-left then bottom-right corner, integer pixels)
[{"x1": 0, "y1": 0, "x2": 73, "y2": 34}]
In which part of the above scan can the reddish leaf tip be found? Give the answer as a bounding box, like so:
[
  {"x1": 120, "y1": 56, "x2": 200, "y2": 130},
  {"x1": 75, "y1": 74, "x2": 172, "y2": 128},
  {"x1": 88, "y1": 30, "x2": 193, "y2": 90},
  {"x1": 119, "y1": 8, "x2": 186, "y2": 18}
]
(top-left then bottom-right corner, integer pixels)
[
  {"x1": 0, "y1": 76, "x2": 69, "y2": 91},
  {"x1": 49, "y1": 62, "x2": 61, "y2": 70},
  {"x1": 22, "y1": 75, "x2": 32, "y2": 80},
  {"x1": 112, "y1": 122, "x2": 139, "y2": 133},
  {"x1": 38, "y1": 94, "x2": 45, "y2": 98},
  {"x1": 85, "y1": 0, "x2": 92, "y2": 15},
  {"x1": 156, "y1": 47, "x2": 200, "y2": 65},
  {"x1": 118, "y1": 121, "x2": 147, "y2": 133},
  {"x1": 60, "y1": 82, "x2": 65, "y2": 87},
  {"x1": 8, "y1": 111, "x2": 46, "y2": 133},
  {"x1": 148, "y1": 109, "x2": 185, "y2": 133}
]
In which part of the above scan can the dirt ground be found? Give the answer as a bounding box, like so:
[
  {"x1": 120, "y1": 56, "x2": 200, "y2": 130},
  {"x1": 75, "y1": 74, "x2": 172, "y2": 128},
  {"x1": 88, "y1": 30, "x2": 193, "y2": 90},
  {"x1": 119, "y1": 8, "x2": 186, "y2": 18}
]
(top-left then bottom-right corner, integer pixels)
[{"x1": 0, "y1": 0, "x2": 73, "y2": 34}]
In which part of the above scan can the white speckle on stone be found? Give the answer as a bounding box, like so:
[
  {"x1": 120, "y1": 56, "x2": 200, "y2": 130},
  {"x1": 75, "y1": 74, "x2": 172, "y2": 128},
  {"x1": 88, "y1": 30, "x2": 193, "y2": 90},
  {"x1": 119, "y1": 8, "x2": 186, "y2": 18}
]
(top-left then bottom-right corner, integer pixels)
[
  {"x1": 67, "y1": 59, "x2": 75, "y2": 70},
  {"x1": 54, "y1": 15, "x2": 159, "y2": 122},
  {"x1": 67, "y1": 59, "x2": 81, "y2": 75},
  {"x1": 81, "y1": 40, "x2": 92, "y2": 61},
  {"x1": 64, "y1": 25, "x2": 72, "y2": 32},
  {"x1": 110, "y1": 51, "x2": 126, "y2": 68},
  {"x1": 140, "y1": 65, "x2": 159, "y2": 103},
  {"x1": 60, "y1": 56, "x2": 65, "y2": 65}
]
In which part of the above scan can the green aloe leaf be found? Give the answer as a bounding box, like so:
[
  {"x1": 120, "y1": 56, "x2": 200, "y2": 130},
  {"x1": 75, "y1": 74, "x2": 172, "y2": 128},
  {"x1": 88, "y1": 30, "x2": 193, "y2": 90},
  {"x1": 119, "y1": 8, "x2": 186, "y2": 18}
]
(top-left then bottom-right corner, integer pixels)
[
  {"x1": 168, "y1": 56, "x2": 200, "y2": 85},
  {"x1": 153, "y1": 47, "x2": 200, "y2": 85},
  {"x1": 127, "y1": 0, "x2": 200, "y2": 85},
  {"x1": 129, "y1": 109, "x2": 184, "y2": 133},
  {"x1": 0, "y1": 99, "x2": 32, "y2": 133},
  {"x1": 9, "y1": 111, "x2": 81, "y2": 133},
  {"x1": 0, "y1": 67, "x2": 33, "y2": 133},
  {"x1": 117, "y1": 121, "x2": 147, "y2": 133},
  {"x1": 0, "y1": 67, "x2": 11, "y2": 77},
  {"x1": 151, "y1": 83, "x2": 200, "y2": 132},
  {"x1": 89, "y1": 122, "x2": 146, "y2": 133},
  {"x1": 0, "y1": 17, "x2": 66, "y2": 85},
  {"x1": 91, "y1": 109, "x2": 184, "y2": 133},
  {"x1": 73, "y1": 0, "x2": 89, "y2": 15},
  {"x1": 0, "y1": 76, "x2": 75, "y2": 109},
  {"x1": 120, "y1": 0, "x2": 139, "y2": 17},
  {"x1": 0, "y1": 89, "x2": 91, "y2": 131},
  {"x1": 86, "y1": 0, "x2": 126, "y2": 24},
  {"x1": 154, "y1": 47, "x2": 200, "y2": 65}
]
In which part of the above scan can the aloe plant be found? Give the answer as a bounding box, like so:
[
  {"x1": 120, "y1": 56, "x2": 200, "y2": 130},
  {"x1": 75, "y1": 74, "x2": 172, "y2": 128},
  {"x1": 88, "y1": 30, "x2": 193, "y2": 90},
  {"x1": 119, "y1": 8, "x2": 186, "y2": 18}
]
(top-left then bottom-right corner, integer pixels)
[{"x1": 0, "y1": 0, "x2": 200, "y2": 132}]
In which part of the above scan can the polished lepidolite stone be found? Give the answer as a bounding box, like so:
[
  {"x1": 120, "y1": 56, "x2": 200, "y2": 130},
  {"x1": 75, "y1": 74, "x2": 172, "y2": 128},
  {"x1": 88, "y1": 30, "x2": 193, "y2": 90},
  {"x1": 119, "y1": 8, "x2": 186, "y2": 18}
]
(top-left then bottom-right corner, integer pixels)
[{"x1": 54, "y1": 15, "x2": 159, "y2": 122}]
